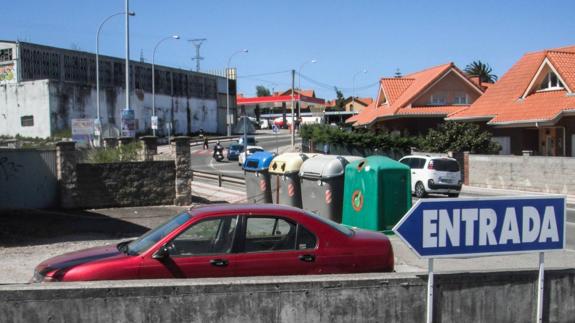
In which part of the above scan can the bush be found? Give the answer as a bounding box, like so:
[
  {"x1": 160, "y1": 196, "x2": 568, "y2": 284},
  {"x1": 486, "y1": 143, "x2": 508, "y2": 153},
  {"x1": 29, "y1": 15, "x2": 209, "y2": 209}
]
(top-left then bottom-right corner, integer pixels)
[
  {"x1": 418, "y1": 122, "x2": 500, "y2": 154},
  {"x1": 300, "y1": 124, "x2": 417, "y2": 152},
  {"x1": 85, "y1": 142, "x2": 142, "y2": 163}
]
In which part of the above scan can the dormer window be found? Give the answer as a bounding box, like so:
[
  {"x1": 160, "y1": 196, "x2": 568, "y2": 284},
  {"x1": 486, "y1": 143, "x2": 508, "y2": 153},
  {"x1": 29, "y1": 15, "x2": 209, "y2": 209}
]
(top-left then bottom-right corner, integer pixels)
[
  {"x1": 430, "y1": 93, "x2": 447, "y2": 105},
  {"x1": 539, "y1": 71, "x2": 564, "y2": 91}
]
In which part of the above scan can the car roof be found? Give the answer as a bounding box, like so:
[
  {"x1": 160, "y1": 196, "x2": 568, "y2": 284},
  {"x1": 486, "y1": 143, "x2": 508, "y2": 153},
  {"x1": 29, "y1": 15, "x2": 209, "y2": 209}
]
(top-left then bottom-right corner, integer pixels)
[
  {"x1": 189, "y1": 203, "x2": 302, "y2": 217},
  {"x1": 246, "y1": 145, "x2": 263, "y2": 150},
  {"x1": 400, "y1": 155, "x2": 455, "y2": 161}
]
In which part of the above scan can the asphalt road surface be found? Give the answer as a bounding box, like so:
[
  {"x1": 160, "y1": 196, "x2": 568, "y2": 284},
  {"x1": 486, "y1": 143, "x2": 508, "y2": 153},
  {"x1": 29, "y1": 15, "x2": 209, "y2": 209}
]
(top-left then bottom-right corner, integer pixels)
[{"x1": 191, "y1": 131, "x2": 299, "y2": 177}]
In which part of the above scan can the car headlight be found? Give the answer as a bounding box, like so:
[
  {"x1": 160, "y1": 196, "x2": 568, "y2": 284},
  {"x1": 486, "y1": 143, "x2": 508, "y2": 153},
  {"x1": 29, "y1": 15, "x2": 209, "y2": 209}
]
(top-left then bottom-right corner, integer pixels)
[{"x1": 30, "y1": 269, "x2": 58, "y2": 283}]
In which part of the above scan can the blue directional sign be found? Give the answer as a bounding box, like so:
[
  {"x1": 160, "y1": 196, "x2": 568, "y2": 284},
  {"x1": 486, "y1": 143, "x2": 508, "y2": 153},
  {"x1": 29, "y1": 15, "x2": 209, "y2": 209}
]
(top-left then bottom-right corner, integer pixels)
[
  {"x1": 393, "y1": 196, "x2": 565, "y2": 258},
  {"x1": 272, "y1": 124, "x2": 279, "y2": 134}
]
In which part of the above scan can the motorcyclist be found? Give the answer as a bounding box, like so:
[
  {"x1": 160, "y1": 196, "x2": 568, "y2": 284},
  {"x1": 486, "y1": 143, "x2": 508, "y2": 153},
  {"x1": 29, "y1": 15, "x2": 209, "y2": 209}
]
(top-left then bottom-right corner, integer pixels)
[{"x1": 213, "y1": 141, "x2": 224, "y2": 159}]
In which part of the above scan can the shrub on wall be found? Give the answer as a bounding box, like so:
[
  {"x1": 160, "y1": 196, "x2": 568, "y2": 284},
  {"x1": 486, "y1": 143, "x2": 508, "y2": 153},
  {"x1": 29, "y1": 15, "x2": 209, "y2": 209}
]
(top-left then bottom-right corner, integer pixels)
[
  {"x1": 300, "y1": 124, "x2": 417, "y2": 152},
  {"x1": 85, "y1": 142, "x2": 142, "y2": 163},
  {"x1": 418, "y1": 122, "x2": 500, "y2": 154}
]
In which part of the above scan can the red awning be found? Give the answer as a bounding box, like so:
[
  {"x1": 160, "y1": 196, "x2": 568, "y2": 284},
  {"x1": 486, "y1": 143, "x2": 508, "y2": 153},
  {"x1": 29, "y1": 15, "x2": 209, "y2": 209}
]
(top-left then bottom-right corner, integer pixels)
[{"x1": 237, "y1": 94, "x2": 325, "y2": 105}]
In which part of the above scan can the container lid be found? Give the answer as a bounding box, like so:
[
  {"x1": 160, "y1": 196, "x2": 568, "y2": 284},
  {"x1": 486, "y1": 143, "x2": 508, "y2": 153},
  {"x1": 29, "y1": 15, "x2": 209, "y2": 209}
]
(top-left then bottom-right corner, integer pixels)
[
  {"x1": 348, "y1": 155, "x2": 410, "y2": 172},
  {"x1": 243, "y1": 151, "x2": 275, "y2": 171},
  {"x1": 269, "y1": 153, "x2": 309, "y2": 174},
  {"x1": 299, "y1": 155, "x2": 363, "y2": 179}
]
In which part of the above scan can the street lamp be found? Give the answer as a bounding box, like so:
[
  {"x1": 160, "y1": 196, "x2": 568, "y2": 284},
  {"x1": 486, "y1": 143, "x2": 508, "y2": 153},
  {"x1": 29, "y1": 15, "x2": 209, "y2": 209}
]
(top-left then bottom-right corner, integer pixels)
[
  {"x1": 297, "y1": 59, "x2": 317, "y2": 118},
  {"x1": 226, "y1": 49, "x2": 248, "y2": 136},
  {"x1": 96, "y1": 11, "x2": 135, "y2": 144},
  {"x1": 152, "y1": 35, "x2": 180, "y2": 136},
  {"x1": 352, "y1": 69, "x2": 368, "y2": 111}
]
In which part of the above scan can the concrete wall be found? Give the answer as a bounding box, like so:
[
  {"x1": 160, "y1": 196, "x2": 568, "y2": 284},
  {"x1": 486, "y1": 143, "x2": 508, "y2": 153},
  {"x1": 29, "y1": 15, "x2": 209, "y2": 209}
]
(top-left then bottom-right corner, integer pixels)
[
  {"x1": 0, "y1": 269, "x2": 573, "y2": 322},
  {"x1": 75, "y1": 161, "x2": 175, "y2": 209},
  {"x1": 0, "y1": 80, "x2": 52, "y2": 138},
  {"x1": 468, "y1": 154, "x2": 575, "y2": 194},
  {"x1": 0, "y1": 80, "x2": 220, "y2": 138}
]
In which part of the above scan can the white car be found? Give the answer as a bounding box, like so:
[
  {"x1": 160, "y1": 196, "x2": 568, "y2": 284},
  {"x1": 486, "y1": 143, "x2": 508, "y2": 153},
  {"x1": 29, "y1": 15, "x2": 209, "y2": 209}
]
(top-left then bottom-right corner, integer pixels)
[
  {"x1": 399, "y1": 155, "x2": 462, "y2": 198},
  {"x1": 238, "y1": 145, "x2": 264, "y2": 166}
]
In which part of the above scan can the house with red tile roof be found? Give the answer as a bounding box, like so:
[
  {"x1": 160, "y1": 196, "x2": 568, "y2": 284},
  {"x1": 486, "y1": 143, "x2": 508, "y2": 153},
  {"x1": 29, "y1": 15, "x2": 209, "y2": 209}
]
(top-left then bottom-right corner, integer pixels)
[
  {"x1": 448, "y1": 45, "x2": 575, "y2": 156},
  {"x1": 347, "y1": 62, "x2": 486, "y2": 136}
]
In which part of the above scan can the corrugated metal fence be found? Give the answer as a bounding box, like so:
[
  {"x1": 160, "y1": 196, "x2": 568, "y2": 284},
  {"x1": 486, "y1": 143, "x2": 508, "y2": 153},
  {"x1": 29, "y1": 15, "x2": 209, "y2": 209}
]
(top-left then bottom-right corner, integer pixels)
[{"x1": 0, "y1": 149, "x2": 58, "y2": 208}]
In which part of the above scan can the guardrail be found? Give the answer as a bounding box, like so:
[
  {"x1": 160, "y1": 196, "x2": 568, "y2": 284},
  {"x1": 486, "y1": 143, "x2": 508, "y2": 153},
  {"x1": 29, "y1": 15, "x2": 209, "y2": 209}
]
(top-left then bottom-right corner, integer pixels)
[{"x1": 191, "y1": 169, "x2": 245, "y2": 187}]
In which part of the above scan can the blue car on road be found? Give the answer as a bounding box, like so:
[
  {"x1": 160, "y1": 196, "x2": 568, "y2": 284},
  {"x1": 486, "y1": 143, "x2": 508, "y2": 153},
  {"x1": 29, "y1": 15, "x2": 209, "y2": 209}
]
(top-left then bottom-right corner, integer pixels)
[{"x1": 227, "y1": 144, "x2": 244, "y2": 161}]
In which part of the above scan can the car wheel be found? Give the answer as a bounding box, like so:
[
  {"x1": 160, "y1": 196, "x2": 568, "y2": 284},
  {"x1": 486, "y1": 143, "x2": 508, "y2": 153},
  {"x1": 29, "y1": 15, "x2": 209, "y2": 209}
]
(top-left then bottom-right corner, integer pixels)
[
  {"x1": 448, "y1": 193, "x2": 460, "y2": 198},
  {"x1": 415, "y1": 182, "x2": 427, "y2": 198}
]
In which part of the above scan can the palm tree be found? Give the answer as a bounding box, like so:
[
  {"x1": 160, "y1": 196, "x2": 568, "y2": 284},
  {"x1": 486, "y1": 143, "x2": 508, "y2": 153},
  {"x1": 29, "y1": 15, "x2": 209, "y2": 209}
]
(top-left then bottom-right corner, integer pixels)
[{"x1": 464, "y1": 60, "x2": 498, "y2": 83}]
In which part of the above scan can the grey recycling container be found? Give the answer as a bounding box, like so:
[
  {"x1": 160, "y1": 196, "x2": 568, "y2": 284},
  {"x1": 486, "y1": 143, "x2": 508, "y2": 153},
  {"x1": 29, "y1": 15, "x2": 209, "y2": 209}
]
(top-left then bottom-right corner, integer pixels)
[
  {"x1": 299, "y1": 155, "x2": 363, "y2": 222},
  {"x1": 268, "y1": 153, "x2": 317, "y2": 208},
  {"x1": 243, "y1": 151, "x2": 276, "y2": 204}
]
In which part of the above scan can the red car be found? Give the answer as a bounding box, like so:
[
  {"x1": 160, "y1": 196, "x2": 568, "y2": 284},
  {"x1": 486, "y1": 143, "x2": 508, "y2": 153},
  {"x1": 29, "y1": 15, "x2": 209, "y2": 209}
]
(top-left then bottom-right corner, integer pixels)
[{"x1": 32, "y1": 204, "x2": 394, "y2": 282}]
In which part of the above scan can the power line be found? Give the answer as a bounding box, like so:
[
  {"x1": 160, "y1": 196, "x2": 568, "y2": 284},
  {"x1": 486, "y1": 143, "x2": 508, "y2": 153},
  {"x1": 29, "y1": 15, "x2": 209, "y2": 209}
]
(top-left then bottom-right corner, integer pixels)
[
  {"x1": 299, "y1": 73, "x2": 380, "y2": 92},
  {"x1": 237, "y1": 70, "x2": 292, "y2": 79}
]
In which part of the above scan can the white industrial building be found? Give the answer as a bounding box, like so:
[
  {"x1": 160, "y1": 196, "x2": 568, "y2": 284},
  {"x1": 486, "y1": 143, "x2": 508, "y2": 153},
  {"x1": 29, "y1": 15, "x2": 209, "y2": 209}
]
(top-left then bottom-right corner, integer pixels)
[{"x1": 0, "y1": 40, "x2": 237, "y2": 138}]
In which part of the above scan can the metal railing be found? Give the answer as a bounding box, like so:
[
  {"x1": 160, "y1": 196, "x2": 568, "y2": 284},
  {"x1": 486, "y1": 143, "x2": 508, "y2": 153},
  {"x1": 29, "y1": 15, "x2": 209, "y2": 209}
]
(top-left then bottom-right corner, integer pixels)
[{"x1": 191, "y1": 169, "x2": 245, "y2": 187}]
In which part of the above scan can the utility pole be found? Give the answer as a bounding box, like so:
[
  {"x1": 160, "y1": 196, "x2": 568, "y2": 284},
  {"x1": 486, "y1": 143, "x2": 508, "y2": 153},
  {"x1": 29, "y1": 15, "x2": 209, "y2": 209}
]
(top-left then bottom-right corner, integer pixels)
[
  {"x1": 189, "y1": 38, "x2": 207, "y2": 72},
  {"x1": 290, "y1": 69, "x2": 295, "y2": 148}
]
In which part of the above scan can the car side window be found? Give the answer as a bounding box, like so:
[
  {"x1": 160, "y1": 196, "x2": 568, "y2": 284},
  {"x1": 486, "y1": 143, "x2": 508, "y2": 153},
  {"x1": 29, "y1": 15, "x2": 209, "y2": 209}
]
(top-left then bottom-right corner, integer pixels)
[
  {"x1": 296, "y1": 226, "x2": 317, "y2": 250},
  {"x1": 411, "y1": 158, "x2": 425, "y2": 169},
  {"x1": 244, "y1": 217, "x2": 297, "y2": 252},
  {"x1": 168, "y1": 217, "x2": 237, "y2": 256},
  {"x1": 400, "y1": 158, "x2": 411, "y2": 168}
]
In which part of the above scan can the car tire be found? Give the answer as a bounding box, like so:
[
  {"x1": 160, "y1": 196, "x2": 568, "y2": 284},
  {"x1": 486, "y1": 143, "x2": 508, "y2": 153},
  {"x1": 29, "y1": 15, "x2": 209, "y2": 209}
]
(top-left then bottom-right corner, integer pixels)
[
  {"x1": 415, "y1": 182, "x2": 427, "y2": 198},
  {"x1": 448, "y1": 193, "x2": 460, "y2": 198}
]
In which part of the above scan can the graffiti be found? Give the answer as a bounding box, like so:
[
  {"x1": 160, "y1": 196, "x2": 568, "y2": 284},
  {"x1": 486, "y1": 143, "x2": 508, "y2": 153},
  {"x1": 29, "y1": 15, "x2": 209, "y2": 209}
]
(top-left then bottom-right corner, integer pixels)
[
  {"x1": 0, "y1": 64, "x2": 15, "y2": 82},
  {"x1": 0, "y1": 157, "x2": 24, "y2": 181}
]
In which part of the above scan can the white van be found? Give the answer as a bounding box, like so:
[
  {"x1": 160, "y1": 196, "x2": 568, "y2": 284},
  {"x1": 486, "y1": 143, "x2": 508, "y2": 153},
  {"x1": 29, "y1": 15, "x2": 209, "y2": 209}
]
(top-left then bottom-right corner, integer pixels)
[{"x1": 399, "y1": 155, "x2": 462, "y2": 198}]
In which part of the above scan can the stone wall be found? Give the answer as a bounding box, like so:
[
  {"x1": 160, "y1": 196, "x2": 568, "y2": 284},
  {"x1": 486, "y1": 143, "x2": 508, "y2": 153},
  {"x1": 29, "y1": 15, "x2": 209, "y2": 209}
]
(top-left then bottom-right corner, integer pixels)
[
  {"x1": 468, "y1": 154, "x2": 575, "y2": 194},
  {"x1": 1, "y1": 269, "x2": 573, "y2": 322},
  {"x1": 57, "y1": 137, "x2": 192, "y2": 209},
  {"x1": 75, "y1": 161, "x2": 175, "y2": 208}
]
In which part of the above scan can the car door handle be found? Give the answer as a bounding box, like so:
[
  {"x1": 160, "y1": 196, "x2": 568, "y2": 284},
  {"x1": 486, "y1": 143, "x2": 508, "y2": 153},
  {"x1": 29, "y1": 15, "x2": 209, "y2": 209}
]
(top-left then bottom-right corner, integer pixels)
[
  {"x1": 299, "y1": 254, "x2": 315, "y2": 262},
  {"x1": 210, "y1": 259, "x2": 228, "y2": 267}
]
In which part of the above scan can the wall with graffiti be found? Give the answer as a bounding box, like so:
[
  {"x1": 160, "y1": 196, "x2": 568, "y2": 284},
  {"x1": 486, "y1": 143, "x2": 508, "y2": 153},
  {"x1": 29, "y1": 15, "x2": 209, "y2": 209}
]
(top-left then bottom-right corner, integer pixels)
[{"x1": 0, "y1": 63, "x2": 17, "y2": 84}]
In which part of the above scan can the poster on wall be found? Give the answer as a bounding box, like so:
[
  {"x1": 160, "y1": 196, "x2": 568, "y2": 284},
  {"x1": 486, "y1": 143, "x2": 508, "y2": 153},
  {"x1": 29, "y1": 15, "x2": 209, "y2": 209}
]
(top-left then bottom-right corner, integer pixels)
[
  {"x1": 71, "y1": 119, "x2": 95, "y2": 147},
  {"x1": 0, "y1": 63, "x2": 17, "y2": 84},
  {"x1": 121, "y1": 109, "x2": 136, "y2": 137}
]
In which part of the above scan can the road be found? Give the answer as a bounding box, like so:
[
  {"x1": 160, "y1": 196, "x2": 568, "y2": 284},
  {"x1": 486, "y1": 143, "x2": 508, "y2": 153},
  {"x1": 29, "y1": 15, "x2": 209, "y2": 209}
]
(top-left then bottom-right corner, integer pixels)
[{"x1": 191, "y1": 130, "x2": 299, "y2": 177}]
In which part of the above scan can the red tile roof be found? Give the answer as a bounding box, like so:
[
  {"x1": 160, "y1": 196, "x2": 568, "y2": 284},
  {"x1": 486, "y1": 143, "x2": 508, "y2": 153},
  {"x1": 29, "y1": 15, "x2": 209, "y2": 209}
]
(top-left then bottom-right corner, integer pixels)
[
  {"x1": 448, "y1": 45, "x2": 575, "y2": 125},
  {"x1": 353, "y1": 62, "x2": 483, "y2": 126}
]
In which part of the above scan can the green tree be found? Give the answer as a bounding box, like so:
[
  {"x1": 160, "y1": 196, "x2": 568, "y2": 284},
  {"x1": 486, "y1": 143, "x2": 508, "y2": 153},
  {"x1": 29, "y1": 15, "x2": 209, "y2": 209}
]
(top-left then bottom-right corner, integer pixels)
[
  {"x1": 256, "y1": 85, "x2": 271, "y2": 97},
  {"x1": 419, "y1": 122, "x2": 500, "y2": 154},
  {"x1": 464, "y1": 60, "x2": 498, "y2": 83},
  {"x1": 334, "y1": 87, "x2": 345, "y2": 108}
]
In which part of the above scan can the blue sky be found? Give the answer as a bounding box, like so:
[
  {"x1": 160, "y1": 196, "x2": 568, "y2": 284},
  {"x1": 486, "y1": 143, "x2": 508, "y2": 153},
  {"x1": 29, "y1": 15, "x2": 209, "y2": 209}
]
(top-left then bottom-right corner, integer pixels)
[{"x1": 2, "y1": 0, "x2": 574, "y2": 99}]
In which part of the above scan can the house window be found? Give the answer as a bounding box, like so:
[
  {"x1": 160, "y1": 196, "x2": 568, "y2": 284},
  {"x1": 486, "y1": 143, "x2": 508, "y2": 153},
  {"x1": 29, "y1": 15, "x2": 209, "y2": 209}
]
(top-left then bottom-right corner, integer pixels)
[
  {"x1": 430, "y1": 93, "x2": 447, "y2": 105},
  {"x1": 21, "y1": 116, "x2": 34, "y2": 127},
  {"x1": 539, "y1": 71, "x2": 564, "y2": 91},
  {"x1": 453, "y1": 93, "x2": 469, "y2": 105}
]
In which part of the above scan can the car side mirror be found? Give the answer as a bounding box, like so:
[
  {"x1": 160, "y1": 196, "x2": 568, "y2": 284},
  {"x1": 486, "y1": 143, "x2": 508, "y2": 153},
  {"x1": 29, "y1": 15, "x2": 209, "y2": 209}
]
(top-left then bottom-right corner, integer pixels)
[{"x1": 152, "y1": 246, "x2": 170, "y2": 259}]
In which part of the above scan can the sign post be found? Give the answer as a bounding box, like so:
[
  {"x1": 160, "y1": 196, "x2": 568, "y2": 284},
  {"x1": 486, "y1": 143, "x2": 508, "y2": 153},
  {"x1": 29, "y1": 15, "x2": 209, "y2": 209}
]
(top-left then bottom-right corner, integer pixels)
[
  {"x1": 272, "y1": 124, "x2": 279, "y2": 154},
  {"x1": 393, "y1": 196, "x2": 565, "y2": 323}
]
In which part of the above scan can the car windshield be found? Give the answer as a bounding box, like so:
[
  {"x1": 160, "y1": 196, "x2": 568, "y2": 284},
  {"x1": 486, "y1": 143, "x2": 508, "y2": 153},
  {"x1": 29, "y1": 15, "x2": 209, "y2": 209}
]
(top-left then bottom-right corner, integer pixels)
[
  {"x1": 304, "y1": 211, "x2": 354, "y2": 237},
  {"x1": 432, "y1": 159, "x2": 460, "y2": 172},
  {"x1": 124, "y1": 212, "x2": 190, "y2": 255},
  {"x1": 229, "y1": 144, "x2": 243, "y2": 151}
]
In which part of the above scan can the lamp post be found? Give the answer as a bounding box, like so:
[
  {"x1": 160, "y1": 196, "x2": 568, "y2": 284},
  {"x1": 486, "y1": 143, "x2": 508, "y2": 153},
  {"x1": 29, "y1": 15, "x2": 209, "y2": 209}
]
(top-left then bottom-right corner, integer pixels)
[
  {"x1": 297, "y1": 59, "x2": 317, "y2": 120},
  {"x1": 352, "y1": 69, "x2": 368, "y2": 111},
  {"x1": 96, "y1": 11, "x2": 134, "y2": 144},
  {"x1": 226, "y1": 49, "x2": 248, "y2": 136},
  {"x1": 152, "y1": 35, "x2": 180, "y2": 136}
]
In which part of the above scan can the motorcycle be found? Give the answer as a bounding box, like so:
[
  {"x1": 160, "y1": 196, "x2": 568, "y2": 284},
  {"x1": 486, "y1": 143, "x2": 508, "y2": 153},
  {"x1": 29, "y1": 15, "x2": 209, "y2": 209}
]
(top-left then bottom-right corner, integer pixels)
[{"x1": 213, "y1": 149, "x2": 224, "y2": 162}]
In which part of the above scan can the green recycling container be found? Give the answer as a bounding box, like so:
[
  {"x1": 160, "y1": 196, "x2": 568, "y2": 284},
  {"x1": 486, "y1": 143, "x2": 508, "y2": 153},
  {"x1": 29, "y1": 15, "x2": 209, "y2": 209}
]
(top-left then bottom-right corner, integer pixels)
[{"x1": 342, "y1": 156, "x2": 412, "y2": 232}]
